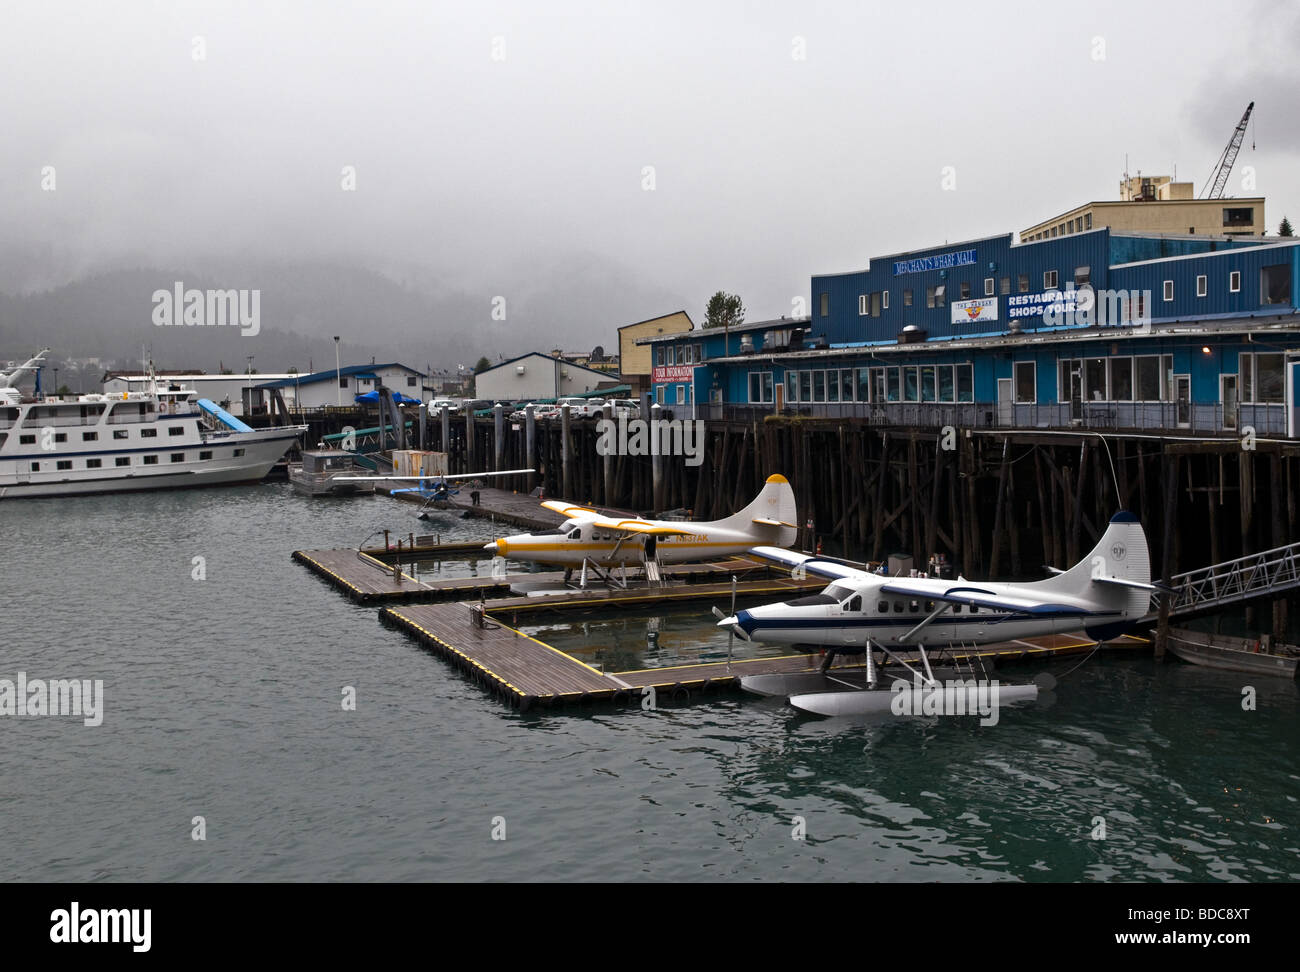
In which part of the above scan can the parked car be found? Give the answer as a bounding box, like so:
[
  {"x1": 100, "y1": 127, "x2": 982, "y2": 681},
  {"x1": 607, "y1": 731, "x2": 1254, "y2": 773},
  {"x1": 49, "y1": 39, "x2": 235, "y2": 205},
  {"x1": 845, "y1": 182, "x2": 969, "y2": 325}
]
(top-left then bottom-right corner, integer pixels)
[
  {"x1": 428, "y1": 397, "x2": 463, "y2": 414},
  {"x1": 609, "y1": 398, "x2": 640, "y2": 418},
  {"x1": 554, "y1": 396, "x2": 606, "y2": 419}
]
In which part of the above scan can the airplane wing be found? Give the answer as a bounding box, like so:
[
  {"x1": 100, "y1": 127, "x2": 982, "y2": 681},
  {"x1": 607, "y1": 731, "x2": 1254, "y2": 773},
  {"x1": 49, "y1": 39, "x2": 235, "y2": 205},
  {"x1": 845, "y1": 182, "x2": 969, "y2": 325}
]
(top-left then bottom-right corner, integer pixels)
[
  {"x1": 748, "y1": 546, "x2": 870, "y2": 581},
  {"x1": 332, "y1": 468, "x2": 534, "y2": 483},
  {"x1": 541, "y1": 500, "x2": 597, "y2": 519},
  {"x1": 590, "y1": 517, "x2": 695, "y2": 537},
  {"x1": 879, "y1": 582, "x2": 1080, "y2": 617}
]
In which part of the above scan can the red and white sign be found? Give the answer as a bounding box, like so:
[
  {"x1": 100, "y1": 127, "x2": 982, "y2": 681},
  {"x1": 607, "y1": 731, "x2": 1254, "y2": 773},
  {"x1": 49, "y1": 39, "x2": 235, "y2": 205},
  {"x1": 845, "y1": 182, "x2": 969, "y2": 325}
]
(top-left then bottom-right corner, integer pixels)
[{"x1": 652, "y1": 364, "x2": 696, "y2": 384}]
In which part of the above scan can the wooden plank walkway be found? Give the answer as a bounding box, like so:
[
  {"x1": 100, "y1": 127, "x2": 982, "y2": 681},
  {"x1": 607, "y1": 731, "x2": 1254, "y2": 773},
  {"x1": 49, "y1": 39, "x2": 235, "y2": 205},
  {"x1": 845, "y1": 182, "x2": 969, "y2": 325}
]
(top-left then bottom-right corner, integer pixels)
[
  {"x1": 293, "y1": 547, "x2": 813, "y2": 605},
  {"x1": 381, "y1": 595, "x2": 1148, "y2": 711}
]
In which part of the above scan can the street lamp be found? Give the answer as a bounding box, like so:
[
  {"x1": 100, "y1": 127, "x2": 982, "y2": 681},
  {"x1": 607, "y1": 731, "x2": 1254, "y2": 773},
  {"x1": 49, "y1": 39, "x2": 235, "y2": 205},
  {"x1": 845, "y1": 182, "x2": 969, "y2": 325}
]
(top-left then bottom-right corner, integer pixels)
[{"x1": 334, "y1": 336, "x2": 341, "y2": 407}]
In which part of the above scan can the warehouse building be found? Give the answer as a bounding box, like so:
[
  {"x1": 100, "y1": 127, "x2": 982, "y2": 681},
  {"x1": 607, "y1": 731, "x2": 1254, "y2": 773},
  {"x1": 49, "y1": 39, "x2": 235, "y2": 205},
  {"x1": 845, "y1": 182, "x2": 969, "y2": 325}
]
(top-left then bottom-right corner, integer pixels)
[{"x1": 645, "y1": 226, "x2": 1300, "y2": 436}]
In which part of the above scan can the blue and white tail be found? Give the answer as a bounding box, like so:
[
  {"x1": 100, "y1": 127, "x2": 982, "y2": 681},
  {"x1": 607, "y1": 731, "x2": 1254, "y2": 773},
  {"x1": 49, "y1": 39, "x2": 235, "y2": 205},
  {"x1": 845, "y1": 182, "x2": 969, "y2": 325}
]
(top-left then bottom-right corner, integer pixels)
[{"x1": 1034, "y1": 511, "x2": 1152, "y2": 635}]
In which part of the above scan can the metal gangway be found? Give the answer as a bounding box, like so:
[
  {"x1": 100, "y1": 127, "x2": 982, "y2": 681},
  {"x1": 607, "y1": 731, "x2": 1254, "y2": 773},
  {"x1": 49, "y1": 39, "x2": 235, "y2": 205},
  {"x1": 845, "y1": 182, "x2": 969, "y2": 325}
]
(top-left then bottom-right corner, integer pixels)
[{"x1": 1145, "y1": 541, "x2": 1300, "y2": 622}]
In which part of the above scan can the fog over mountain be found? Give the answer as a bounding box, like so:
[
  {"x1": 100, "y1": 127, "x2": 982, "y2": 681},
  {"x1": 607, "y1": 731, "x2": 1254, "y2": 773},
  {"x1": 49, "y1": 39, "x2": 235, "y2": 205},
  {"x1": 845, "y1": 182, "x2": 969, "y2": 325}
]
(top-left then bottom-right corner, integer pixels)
[{"x1": 2, "y1": 1, "x2": 1297, "y2": 374}]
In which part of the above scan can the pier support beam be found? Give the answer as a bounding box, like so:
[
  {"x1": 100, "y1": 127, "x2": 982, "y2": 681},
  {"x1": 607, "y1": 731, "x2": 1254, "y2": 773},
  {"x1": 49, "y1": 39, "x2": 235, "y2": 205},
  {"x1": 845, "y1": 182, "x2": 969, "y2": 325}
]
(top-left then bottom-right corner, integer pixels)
[
  {"x1": 602, "y1": 401, "x2": 614, "y2": 506},
  {"x1": 465, "y1": 408, "x2": 476, "y2": 475},
  {"x1": 650, "y1": 403, "x2": 663, "y2": 514},
  {"x1": 525, "y1": 406, "x2": 536, "y2": 494},
  {"x1": 493, "y1": 403, "x2": 504, "y2": 473},
  {"x1": 561, "y1": 404, "x2": 573, "y2": 500},
  {"x1": 441, "y1": 406, "x2": 450, "y2": 459}
]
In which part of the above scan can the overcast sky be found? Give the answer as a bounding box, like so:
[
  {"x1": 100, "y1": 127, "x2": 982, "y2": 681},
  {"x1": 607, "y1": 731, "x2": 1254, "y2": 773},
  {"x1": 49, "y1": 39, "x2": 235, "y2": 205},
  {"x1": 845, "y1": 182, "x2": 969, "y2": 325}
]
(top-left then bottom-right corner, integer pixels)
[{"x1": 3, "y1": 0, "x2": 1297, "y2": 328}]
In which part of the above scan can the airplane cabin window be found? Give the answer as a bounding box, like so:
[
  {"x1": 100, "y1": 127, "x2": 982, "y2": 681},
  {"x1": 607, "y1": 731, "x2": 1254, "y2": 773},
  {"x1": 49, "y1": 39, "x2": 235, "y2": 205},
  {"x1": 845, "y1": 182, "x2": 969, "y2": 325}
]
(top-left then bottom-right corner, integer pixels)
[
  {"x1": 970, "y1": 604, "x2": 979, "y2": 613},
  {"x1": 909, "y1": 600, "x2": 920, "y2": 613},
  {"x1": 877, "y1": 601, "x2": 888, "y2": 613},
  {"x1": 893, "y1": 601, "x2": 903, "y2": 613},
  {"x1": 925, "y1": 600, "x2": 936, "y2": 611}
]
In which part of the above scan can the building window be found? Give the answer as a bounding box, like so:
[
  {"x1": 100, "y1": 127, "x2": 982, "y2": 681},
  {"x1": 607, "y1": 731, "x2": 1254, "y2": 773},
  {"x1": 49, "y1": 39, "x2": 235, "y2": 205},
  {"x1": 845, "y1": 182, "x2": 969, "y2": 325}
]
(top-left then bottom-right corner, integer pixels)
[
  {"x1": 858, "y1": 294, "x2": 868, "y2": 316},
  {"x1": 1261, "y1": 264, "x2": 1291, "y2": 305},
  {"x1": 1222, "y1": 207, "x2": 1254, "y2": 227},
  {"x1": 956, "y1": 364, "x2": 973, "y2": 402},
  {"x1": 1084, "y1": 213, "x2": 1093, "y2": 230},
  {"x1": 233, "y1": 448, "x2": 245, "y2": 457},
  {"x1": 57, "y1": 460, "x2": 72, "y2": 470},
  {"x1": 143, "y1": 455, "x2": 158, "y2": 465},
  {"x1": 169, "y1": 426, "x2": 184, "y2": 436},
  {"x1": 747, "y1": 372, "x2": 774, "y2": 404},
  {"x1": 113, "y1": 429, "x2": 128, "y2": 439},
  {"x1": 819, "y1": 293, "x2": 829, "y2": 317},
  {"x1": 339, "y1": 376, "x2": 348, "y2": 388},
  {"x1": 1240, "y1": 352, "x2": 1284, "y2": 403},
  {"x1": 655, "y1": 385, "x2": 665, "y2": 404},
  {"x1": 1135, "y1": 356, "x2": 1162, "y2": 401},
  {"x1": 933, "y1": 284, "x2": 946, "y2": 307},
  {"x1": 1018, "y1": 274, "x2": 1029, "y2": 293},
  {"x1": 960, "y1": 281, "x2": 971, "y2": 299},
  {"x1": 1109, "y1": 358, "x2": 1133, "y2": 401},
  {"x1": 54, "y1": 433, "x2": 66, "y2": 443},
  {"x1": 926, "y1": 286, "x2": 936, "y2": 309},
  {"x1": 200, "y1": 450, "x2": 212, "y2": 460},
  {"x1": 407, "y1": 376, "x2": 417, "y2": 387},
  {"x1": 655, "y1": 347, "x2": 664, "y2": 366},
  {"x1": 86, "y1": 458, "x2": 102, "y2": 468},
  {"x1": 1074, "y1": 266, "x2": 1090, "y2": 287},
  {"x1": 1043, "y1": 270, "x2": 1058, "y2": 289},
  {"x1": 115, "y1": 457, "x2": 130, "y2": 467},
  {"x1": 903, "y1": 289, "x2": 913, "y2": 307},
  {"x1": 882, "y1": 290, "x2": 889, "y2": 310},
  {"x1": 1196, "y1": 275, "x2": 1207, "y2": 297},
  {"x1": 19, "y1": 433, "x2": 34, "y2": 444},
  {"x1": 82, "y1": 431, "x2": 97, "y2": 441},
  {"x1": 1013, "y1": 361, "x2": 1036, "y2": 404},
  {"x1": 1230, "y1": 270, "x2": 1241, "y2": 292},
  {"x1": 984, "y1": 277, "x2": 995, "y2": 297},
  {"x1": 1084, "y1": 357, "x2": 1108, "y2": 401},
  {"x1": 676, "y1": 384, "x2": 686, "y2": 404},
  {"x1": 171, "y1": 453, "x2": 185, "y2": 463},
  {"x1": 1163, "y1": 280, "x2": 1174, "y2": 301},
  {"x1": 1000, "y1": 277, "x2": 1010, "y2": 295},
  {"x1": 871, "y1": 292, "x2": 882, "y2": 317}
]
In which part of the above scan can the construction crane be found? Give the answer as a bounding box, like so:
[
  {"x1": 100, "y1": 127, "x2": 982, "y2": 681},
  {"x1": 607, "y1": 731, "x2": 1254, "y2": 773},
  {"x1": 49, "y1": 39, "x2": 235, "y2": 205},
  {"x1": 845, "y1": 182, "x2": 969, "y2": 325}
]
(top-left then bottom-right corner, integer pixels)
[{"x1": 1199, "y1": 101, "x2": 1254, "y2": 199}]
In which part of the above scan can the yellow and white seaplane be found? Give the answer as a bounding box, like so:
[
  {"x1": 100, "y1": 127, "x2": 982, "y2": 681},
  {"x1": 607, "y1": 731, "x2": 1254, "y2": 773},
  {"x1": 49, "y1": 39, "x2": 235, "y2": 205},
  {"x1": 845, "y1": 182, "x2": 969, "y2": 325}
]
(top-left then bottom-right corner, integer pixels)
[{"x1": 483, "y1": 474, "x2": 798, "y2": 586}]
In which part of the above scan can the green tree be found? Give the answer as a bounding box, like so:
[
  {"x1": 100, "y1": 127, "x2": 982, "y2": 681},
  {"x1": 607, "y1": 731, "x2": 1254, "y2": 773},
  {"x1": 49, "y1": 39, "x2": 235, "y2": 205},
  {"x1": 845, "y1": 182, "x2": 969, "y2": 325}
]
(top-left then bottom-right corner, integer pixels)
[
  {"x1": 703, "y1": 291, "x2": 745, "y2": 330},
  {"x1": 1280, "y1": 216, "x2": 1294, "y2": 237},
  {"x1": 473, "y1": 356, "x2": 492, "y2": 374}
]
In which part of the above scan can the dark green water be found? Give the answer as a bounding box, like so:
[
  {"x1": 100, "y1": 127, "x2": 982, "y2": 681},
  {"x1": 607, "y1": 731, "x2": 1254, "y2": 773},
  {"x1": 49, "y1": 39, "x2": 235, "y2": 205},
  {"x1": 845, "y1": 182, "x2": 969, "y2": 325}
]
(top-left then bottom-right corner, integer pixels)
[{"x1": 2, "y1": 485, "x2": 1297, "y2": 881}]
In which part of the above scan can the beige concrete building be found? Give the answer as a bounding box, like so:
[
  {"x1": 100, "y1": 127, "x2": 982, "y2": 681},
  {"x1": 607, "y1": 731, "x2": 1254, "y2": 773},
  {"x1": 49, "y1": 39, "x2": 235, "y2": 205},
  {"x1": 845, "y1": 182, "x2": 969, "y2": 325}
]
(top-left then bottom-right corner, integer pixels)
[
  {"x1": 1022, "y1": 175, "x2": 1265, "y2": 241},
  {"x1": 617, "y1": 310, "x2": 694, "y2": 397}
]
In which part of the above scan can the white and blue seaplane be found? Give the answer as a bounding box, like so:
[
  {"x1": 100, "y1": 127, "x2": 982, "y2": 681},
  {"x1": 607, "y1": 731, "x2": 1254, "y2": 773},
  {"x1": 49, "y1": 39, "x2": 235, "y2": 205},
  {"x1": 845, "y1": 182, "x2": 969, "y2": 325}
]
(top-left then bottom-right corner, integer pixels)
[{"x1": 716, "y1": 511, "x2": 1155, "y2": 717}]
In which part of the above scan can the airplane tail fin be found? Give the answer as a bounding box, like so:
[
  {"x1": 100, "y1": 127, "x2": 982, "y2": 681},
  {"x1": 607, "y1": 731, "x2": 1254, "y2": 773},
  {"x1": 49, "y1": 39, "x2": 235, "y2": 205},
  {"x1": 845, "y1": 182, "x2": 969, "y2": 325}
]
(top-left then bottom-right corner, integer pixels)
[
  {"x1": 717, "y1": 474, "x2": 798, "y2": 547},
  {"x1": 1034, "y1": 511, "x2": 1152, "y2": 628}
]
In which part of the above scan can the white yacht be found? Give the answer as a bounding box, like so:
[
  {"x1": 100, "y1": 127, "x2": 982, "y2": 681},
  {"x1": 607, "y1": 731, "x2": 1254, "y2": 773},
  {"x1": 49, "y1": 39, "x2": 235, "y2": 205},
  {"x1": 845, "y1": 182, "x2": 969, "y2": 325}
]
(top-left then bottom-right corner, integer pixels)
[{"x1": 0, "y1": 351, "x2": 307, "y2": 499}]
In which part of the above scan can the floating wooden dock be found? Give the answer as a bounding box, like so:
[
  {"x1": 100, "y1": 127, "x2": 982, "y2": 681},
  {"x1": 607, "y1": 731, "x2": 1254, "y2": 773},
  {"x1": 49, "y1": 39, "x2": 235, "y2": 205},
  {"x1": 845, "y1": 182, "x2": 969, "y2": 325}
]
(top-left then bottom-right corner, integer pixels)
[
  {"x1": 293, "y1": 547, "x2": 815, "y2": 605},
  {"x1": 380, "y1": 596, "x2": 1143, "y2": 711}
]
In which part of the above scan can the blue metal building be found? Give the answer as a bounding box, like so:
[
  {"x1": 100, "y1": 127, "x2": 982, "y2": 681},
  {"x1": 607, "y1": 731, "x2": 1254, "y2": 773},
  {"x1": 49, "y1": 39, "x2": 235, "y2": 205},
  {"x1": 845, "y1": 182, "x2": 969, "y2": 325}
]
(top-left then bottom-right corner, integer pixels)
[{"x1": 645, "y1": 228, "x2": 1300, "y2": 436}]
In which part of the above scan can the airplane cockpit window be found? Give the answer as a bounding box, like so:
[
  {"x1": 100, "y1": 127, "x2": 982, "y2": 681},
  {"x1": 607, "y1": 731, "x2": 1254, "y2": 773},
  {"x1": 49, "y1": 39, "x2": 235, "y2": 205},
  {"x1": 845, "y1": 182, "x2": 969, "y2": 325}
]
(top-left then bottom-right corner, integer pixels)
[
  {"x1": 824, "y1": 583, "x2": 853, "y2": 600},
  {"x1": 845, "y1": 595, "x2": 862, "y2": 612},
  {"x1": 567, "y1": 528, "x2": 581, "y2": 540}
]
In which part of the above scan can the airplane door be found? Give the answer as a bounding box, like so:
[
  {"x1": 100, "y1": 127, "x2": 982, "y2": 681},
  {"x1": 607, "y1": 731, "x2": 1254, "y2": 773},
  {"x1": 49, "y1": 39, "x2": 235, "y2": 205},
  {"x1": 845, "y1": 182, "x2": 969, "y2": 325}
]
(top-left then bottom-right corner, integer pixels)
[{"x1": 840, "y1": 593, "x2": 862, "y2": 644}]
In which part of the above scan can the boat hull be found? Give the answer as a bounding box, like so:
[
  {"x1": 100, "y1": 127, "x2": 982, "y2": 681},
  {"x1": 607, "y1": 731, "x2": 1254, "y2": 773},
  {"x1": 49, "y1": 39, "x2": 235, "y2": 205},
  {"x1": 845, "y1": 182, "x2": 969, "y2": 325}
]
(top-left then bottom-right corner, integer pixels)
[
  {"x1": 0, "y1": 429, "x2": 303, "y2": 499},
  {"x1": 1166, "y1": 630, "x2": 1298, "y2": 678}
]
